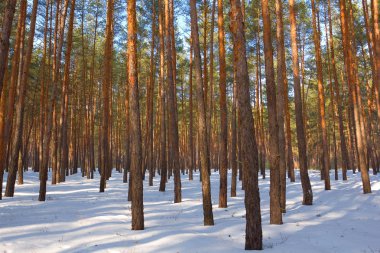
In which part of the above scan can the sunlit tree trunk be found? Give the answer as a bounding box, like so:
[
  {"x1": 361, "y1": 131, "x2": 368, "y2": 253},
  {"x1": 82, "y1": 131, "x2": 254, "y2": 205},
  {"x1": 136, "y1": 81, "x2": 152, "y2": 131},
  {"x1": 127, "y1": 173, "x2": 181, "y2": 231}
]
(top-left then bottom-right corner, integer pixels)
[
  {"x1": 339, "y1": 0, "x2": 371, "y2": 193},
  {"x1": 1, "y1": 0, "x2": 27, "y2": 198},
  {"x1": 230, "y1": 0, "x2": 263, "y2": 249},
  {"x1": 188, "y1": 38, "x2": 194, "y2": 181},
  {"x1": 127, "y1": 0, "x2": 144, "y2": 230},
  {"x1": 0, "y1": 0, "x2": 17, "y2": 97},
  {"x1": 6, "y1": 0, "x2": 39, "y2": 197},
  {"x1": 289, "y1": 0, "x2": 313, "y2": 205},
  {"x1": 217, "y1": 0, "x2": 227, "y2": 209},
  {"x1": 261, "y1": 0, "x2": 282, "y2": 224},
  {"x1": 145, "y1": 0, "x2": 156, "y2": 187},
  {"x1": 311, "y1": 0, "x2": 330, "y2": 190},
  {"x1": 59, "y1": 0, "x2": 75, "y2": 186},
  {"x1": 165, "y1": 0, "x2": 181, "y2": 203},
  {"x1": 275, "y1": 0, "x2": 287, "y2": 213},
  {"x1": 190, "y1": 0, "x2": 214, "y2": 226}
]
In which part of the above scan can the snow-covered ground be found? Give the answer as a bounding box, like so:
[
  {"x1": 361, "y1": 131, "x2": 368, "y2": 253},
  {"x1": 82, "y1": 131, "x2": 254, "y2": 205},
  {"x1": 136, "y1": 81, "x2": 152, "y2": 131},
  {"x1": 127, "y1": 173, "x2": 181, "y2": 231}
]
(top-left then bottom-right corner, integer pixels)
[{"x1": 1, "y1": 169, "x2": 379, "y2": 253}]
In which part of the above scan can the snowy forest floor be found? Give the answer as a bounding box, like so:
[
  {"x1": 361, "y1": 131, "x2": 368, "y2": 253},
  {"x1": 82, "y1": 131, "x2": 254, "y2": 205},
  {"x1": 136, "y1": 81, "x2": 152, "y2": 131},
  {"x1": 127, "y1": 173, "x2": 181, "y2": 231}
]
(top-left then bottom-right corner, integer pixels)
[{"x1": 1, "y1": 169, "x2": 380, "y2": 253}]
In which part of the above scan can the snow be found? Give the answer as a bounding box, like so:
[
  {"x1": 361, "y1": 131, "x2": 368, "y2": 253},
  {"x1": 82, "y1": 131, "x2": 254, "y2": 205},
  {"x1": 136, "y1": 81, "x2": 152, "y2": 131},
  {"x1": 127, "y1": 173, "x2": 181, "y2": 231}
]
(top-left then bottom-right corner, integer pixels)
[{"x1": 1, "y1": 169, "x2": 380, "y2": 253}]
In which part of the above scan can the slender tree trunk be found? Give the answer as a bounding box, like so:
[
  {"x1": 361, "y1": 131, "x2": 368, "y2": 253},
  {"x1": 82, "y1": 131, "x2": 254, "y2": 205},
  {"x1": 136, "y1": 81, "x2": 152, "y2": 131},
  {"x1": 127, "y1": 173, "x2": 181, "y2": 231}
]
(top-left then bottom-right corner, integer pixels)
[
  {"x1": 190, "y1": 0, "x2": 214, "y2": 226},
  {"x1": 327, "y1": 0, "x2": 349, "y2": 180},
  {"x1": 217, "y1": 0, "x2": 227, "y2": 209},
  {"x1": 39, "y1": 0, "x2": 70, "y2": 201},
  {"x1": 100, "y1": 0, "x2": 114, "y2": 192},
  {"x1": 373, "y1": 0, "x2": 379, "y2": 106},
  {"x1": 0, "y1": 0, "x2": 17, "y2": 96},
  {"x1": 275, "y1": 0, "x2": 287, "y2": 213},
  {"x1": 165, "y1": 0, "x2": 181, "y2": 203},
  {"x1": 231, "y1": 78, "x2": 237, "y2": 197},
  {"x1": 311, "y1": 0, "x2": 330, "y2": 190},
  {"x1": 230, "y1": 0, "x2": 263, "y2": 249},
  {"x1": 289, "y1": 0, "x2": 313, "y2": 205},
  {"x1": 189, "y1": 38, "x2": 194, "y2": 181},
  {"x1": 127, "y1": 0, "x2": 144, "y2": 230},
  {"x1": 339, "y1": 0, "x2": 371, "y2": 193},
  {"x1": 146, "y1": 0, "x2": 156, "y2": 187},
  {"x1": 158, "y1": 0, "x2": 167, "y2": 192},
  {"x1": 261, "y1": 0, "x2": 282, "y2": 224},
  {"x1": 323, "y1": 6, "x2": 338, "y2": 180},
  {"x1": 208, "y1": 0, "x2": 216, "y2": 172},
  {"x1": 6, "y1": 0, "x2": 39, "y2": 197},
  {"x1": 1, "y1": 0, "x2": 27, "y2": 198},
  {"x1": 59, "y1": 0, "x2": 75, "y2": 187}
]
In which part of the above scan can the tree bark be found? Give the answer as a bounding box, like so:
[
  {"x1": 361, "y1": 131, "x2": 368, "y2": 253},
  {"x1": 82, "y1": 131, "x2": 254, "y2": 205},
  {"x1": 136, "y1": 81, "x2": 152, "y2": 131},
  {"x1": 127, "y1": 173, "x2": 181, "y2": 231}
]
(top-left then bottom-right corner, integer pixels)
[
  {"x1": 217, "y1": 0, "x2": 227, "y2": 209},
  {"x1": 6, "y1": 0, "x2": 39, "y2": 197},
  {"x1": 158, "y1": 0, "x2": 167, "y2": 192},
  {"x1": 289, "y1": 0, "x2": 313, "y2": 205},
  {"x1": 100, "y1": 0, "x2": 114, "y2": 192},
  {"x1": 127, "y1": 0, "x2": 144, "y2": 230},
  {"x1": 261, "y1": 0, "x2": 282, "y2": 224},
  {"x1": 229, "y1": 0, "x2": 263, "y2": 249},
  {"x1": 275, "y1": 0, "x2": 287, "y2": 213},
  {"x1": 190, "y1": 0, "x2": 214, "y2": 226},
  {"x1": 165, "y1": 0, "x2": 181, "y2": 203},
  {"x1": 311, "y1": 0, "x2": 331, "y2": 190},
  {"x1": 339, "y1": 0, "x2": 371, "y2": 193},
  {"x1": 0, "y1": 0, "x2": 17, "y2": 97}
]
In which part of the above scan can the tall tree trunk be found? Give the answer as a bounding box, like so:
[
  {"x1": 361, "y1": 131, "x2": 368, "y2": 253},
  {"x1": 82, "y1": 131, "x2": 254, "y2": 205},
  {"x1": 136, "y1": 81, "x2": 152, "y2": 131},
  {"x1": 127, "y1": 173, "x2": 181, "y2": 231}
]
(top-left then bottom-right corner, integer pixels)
[
  {"x1": 6, "y1": 0, "x2": 39, "y2": 197},
  {"x1": 311, "y1": 0, "x2": 331, "y2": 190},
  {"x1": 261, "y1": 0, "x2": 282, "y2": 224},
  {"x1": 59, "y1": 0, "x2": 75, "y2": 187},
  {"x1": 100, "y1": 0, "x2": 114, "y2": 192},
  {"x1": 217, "y1": 0, "x2": 227, "y2": 209},
  {"x1": 208, "y1": 0, "x2": 216, "y2": 171},
  {"x1": 158, "y1": 0, "x2": 167, "y2": 192},
  {"x1": 39, "y1": 0, "x2": 71, "y2": 201},
  {"x1": 230, "y1": 78, "x2": 237, "y2": 197},
  {"x1": 189, "y1": 38, "x2": 194, "y2": 181},
  {"x1": 339, "y1": 0, "x2": 371, "y2": 193},
  {"x1": 289, "y1": 0, "x2": 313, "y2": 205},
  {"x1": 0, "y1": 0, "x2": 17, "y2": 96},
  {"x1": 373, "y1": 0, "x2": 380, "y2": 106},
  {"x1": 275, "y1": 0, "x2": 287, "y2": 213},
  {"x1": 165, "y1": 0, "x2": 181, "y2": 203},
  {"x1": 323, "y1": 5, "x2": 338, "y2": 180},
  {"x1": 127, "y1": 0, "x2": 144, "y2": 230},
  {"x1": 327, "y1": 0, "x2": 349, "y2": 180},
  {"x1": 190, "y1": 0, "x2": 214, "y2": 226},
  {"x1": 1, "y1": 0, "x2": 27, "y2": 198},
  {"x1": 230, "y1": 0, "x2": 263, "y2": 249},
  {"x1": 146, "y1": 0, "x2": 156, "y2": 187}
]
